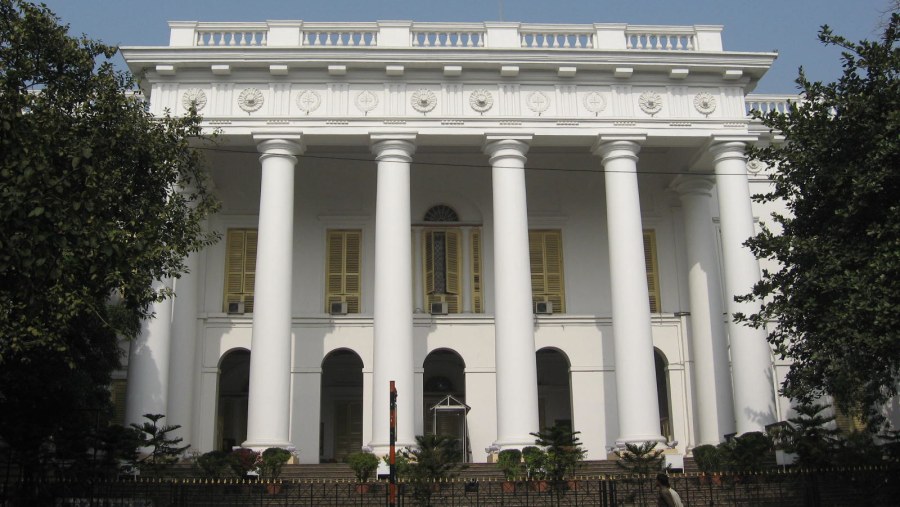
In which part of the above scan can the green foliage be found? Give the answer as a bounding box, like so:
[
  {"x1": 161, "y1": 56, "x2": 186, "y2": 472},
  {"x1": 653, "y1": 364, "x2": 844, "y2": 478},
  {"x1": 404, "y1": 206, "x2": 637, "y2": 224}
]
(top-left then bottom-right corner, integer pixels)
[
  {"x1": 522, "y1": 446, "x2": 547, "y2": 480},
  {"x1": 739, "y1": 14, "x2": 900, "y2": 421},
  {"x1": 259, "y1": 447, "x2": 292, "y2": 480},
  {"x1": 346, "y1": 451, "x2": 379, "y2": 482},
  {"x1": 718, "y1": 432, "x2": 772, "y2": 473},
  {"x1": 228, "y1": 448, "x2": 260, "y2": 477},
  {"x1": 196, "y1": 450, "x2": 231, "y2": 479},
  {"x1": 496, "y1": 448, "x2": 523, "y2": 480},
  {"x1": 614, "y1": 441, "x2": 664, "y2": 475},
  {"x1": 401, "y1": 434, "x2": 464, "y2": 506},
  {"x1": 779, "y1": 403, "x2": 842, "y2": 468},
  {"x1": 0, "y1": 0, "x2": 218, "y2": 472},
  {"x1": 691, "y1": 444, "x2": 723, "y2": 474},
  {"x1": 130, "y1": 413, "x2": 189, "y2": 474},
  {"x1": 530, "y1": 424, "x2": 587, "y2": 482}
]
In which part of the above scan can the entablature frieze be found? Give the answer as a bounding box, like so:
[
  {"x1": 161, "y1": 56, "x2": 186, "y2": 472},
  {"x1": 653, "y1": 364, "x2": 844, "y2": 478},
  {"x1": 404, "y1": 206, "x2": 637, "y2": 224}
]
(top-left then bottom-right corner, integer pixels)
[{"x1": 151, "y1": 79, "x2": 757, "y2": 131}]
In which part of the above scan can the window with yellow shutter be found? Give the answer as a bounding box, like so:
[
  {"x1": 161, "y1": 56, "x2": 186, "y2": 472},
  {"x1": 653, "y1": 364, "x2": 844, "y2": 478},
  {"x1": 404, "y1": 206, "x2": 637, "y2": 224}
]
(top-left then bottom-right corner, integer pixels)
[
  {"x1": 643, "y1": 230, "x2": 661, "y2": 313},
  {"x1": 325, "y1": 230, "x2": 362, "y2": 313},
  {"x1": 423, "y1": 229, "x2": 461, "y2": 313},
  {"x1": 224, "y1": 229, "x2": 257, "y2": 313},
  {"x1": 529, "y1": 230, "x2": 566, "y2": 313}
]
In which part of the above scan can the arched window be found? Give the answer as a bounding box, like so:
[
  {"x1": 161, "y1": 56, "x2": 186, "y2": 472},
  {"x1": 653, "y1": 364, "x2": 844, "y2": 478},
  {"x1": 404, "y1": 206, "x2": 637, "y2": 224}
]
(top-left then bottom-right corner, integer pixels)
[{"x1": 424, "y1": 205, "x2": 459, "y2": 223}]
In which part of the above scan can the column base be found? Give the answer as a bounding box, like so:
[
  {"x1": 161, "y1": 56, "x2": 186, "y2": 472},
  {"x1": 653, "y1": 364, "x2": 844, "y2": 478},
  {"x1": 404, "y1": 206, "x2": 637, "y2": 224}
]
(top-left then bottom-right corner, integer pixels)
[
  {"x1": 614, "y1": 433, "x2": 667, "y2": 448},
  {"x1": 367, "y1": 441, "x2": 418, "y2": 456},
  {"x1": 241, "y1": 439, "x2": 294, "y2": 452},
  {"x1": 491, "y1": 435, "x2": 539, "y2": 451}
]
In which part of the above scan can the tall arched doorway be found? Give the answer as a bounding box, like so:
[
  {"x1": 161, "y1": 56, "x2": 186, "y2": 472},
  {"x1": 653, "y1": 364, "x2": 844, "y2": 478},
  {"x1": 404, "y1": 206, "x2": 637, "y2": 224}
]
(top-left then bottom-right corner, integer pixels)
[
  {"x1": 423, "y1": 349, "x2": 468, "y2": 459},
  {"x1": 536, "y1": 348, "x2": 573, "y2": 431},
  {"x1": 320, "y1": 349, "x2": 364, "y2": 463},
  {"x1": 654, "y1": 348, "x2": 673, "y2": 441},
  {"x1": 216, "y1": 349, "x2": 250, "y2": 451}
]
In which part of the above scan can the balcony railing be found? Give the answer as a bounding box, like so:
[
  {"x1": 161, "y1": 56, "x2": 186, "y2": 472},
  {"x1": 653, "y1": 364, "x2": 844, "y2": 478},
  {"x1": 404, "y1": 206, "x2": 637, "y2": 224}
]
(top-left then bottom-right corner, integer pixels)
[
  {"x1": 169, "y1": 21, "x2": 725, "y2": 52},
  {"x1": 746, "y1": 94, "x2": 799, "y2": 115}
]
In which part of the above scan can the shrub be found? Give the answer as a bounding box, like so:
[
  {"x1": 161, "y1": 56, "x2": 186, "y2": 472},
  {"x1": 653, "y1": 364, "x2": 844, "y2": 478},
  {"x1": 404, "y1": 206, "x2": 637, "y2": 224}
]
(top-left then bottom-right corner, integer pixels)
[
  {"x1": 260, "y1": 447, "x2": 292, "y2": 480},
  {"x1": 196, "y1": 450, "x2": 231, "y2": 479},
  {"x1": 691, "y1": 444, "x2": 722, "y2": 474},
  {"x1": 347, "y1": 451, "x2": 379, "y2": 482},
  {"x1": 228, "y1": 448, "x2": 260, "y2": 477},
  {"x1": 497, "y1": 449, "x2": 523, "y2": 480}
]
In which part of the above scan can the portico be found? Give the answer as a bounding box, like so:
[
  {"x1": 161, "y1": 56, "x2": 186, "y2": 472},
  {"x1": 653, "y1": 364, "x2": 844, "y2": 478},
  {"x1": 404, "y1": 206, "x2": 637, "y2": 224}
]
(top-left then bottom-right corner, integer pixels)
[{"x1": 120, "y1": 19, "x2": 790, "y2": 463}]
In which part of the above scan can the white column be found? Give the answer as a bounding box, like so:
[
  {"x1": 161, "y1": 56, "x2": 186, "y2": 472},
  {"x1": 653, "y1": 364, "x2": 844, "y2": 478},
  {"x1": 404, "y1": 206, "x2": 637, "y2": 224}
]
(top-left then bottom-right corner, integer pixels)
[
  {"x1": 125, "y1": 279, "x2": 174, "y2": 426},
  {"x1": 369, "y1": 133, "x2": 417, "y2": 454},
  {"x1": 711, "y1": 139, "x2": 777, "y2": 433},
  {"x1": 243, "y1": 135, "x2": 304, "y2": 450},
  {"x1": 166, "y1": 252, "x2": 200, "y2": 447},
  {"x1": 592, "y1": 136, "x2": 664, "y2": 445},
  {"x1": 672, "y1": 175, "x2": 735, "y2": 444},
  {"x1": 484, "y1": 135, "x2": 540, "y2": 450}
]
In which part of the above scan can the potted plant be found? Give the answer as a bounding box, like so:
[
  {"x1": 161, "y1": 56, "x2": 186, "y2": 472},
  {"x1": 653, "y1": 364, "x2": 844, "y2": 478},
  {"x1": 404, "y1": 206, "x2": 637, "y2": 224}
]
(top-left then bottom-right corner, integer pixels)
[
  {"x1": 196, "y1": 450, "x2": 231, "y2": 479},
  {"x1": 691, "y1": 444, "x2": 722, "y2": 485},
  {"x1": 260, "y1": 447, "x2": 292, "y2": 492},
  {"x1": 228, "y1": 448, "x2": 261, "y2": 480},
  {"x1": 522, "y1": 446, "x2": 549, "y2": 491},
  {"x1": 347, "y1": 451, "x2": 379, "y2": 493},
  {"x1": 496, "y1": 448, "x2": 522, "y2": 493},
  {"x1": 531, "y1": 425, "x2": 586, "y2": 492}
]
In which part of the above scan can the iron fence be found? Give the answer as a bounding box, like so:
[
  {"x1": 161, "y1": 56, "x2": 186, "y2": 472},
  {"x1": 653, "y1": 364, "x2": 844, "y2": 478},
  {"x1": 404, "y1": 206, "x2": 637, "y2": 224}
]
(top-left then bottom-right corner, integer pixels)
[{"x1": 1, "y1": 467, "x2": 897, "y2": 506}]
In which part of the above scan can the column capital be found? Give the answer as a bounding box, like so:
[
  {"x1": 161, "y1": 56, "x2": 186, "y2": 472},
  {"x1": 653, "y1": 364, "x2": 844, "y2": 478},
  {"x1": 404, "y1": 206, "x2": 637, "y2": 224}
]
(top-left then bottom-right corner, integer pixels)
[
  {"x1": 670, "y1": 174, "x2": 715, "y2": 197},
  {"x1": 591, "y1": 134, "x2": 646, "y2": 163},
  {"x1": 482, "y1": 135, "x2": 532, "y2": 164},
  {"x1": 708, "y1": 135, "x2": 757, "y2": 165},
  {"x1": 370, "y1": 133, "x2": 417, "y2": 162},
  {"x1": 253, "y1": 134, "x2": 305, "y2": 160}
]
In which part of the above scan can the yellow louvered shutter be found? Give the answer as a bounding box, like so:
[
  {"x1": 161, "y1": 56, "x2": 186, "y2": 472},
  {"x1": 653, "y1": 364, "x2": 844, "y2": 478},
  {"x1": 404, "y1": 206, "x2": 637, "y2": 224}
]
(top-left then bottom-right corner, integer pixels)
[
  {"x1": 643, "y1": 230, "x2": 660, "y2": 313},
  {"x1": 344, "y1": 232, "x2": 361, "y2": 313},
  {"x1": 424, "y1": 231, "x2": 435, "y2": 296},
  {"x1": 471, "y1": 229, "x2": 483, "y2": 313},
  {"x1": 544, "y1": 231, "x2": 565, "y2": 313},
  {"x1": 325, "y1": 230, "x2": 362, "y2": 313},
  {"x1": 529, "y1": 230, "x2": 565, "y2": 313},
  {"x1": 224, "y1": 229, "x2": 257, "y2": 312}
]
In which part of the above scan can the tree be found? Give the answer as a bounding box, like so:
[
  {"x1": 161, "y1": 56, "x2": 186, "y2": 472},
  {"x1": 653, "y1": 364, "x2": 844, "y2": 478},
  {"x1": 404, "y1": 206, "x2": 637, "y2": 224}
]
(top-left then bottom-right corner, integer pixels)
[
  {"x1": 778, "y1": 403, "x2": 841, "y2": 468},
  {"x1": 130, "y1": 414, "x2": 189, "y2": 475},
  {"x1": 739, "y1": 13, "x2": 900, "y2": 422},
  {"x1": 0, "y1": 0, "x2": 217, "y2": 474},
  {"x1": 530, "y1": 424, "x2": 586, "y2": 483}
]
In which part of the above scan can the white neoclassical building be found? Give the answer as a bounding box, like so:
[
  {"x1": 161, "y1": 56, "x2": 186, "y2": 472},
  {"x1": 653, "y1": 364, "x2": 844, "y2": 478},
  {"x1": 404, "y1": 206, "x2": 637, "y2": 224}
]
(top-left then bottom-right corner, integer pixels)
[{"x1": 117, "y1": 20, "x2": 800, "y2": 464}]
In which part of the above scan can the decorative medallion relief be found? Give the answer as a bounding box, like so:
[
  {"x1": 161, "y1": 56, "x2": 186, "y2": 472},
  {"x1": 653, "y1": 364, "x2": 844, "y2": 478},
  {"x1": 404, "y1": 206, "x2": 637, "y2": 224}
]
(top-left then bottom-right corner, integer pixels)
[
  {"x1": 296, "y1": 90, "x2": 321, "y2": 115},
  {"x1": 583, "y1": 91, "x2": 607, "y2": 115},
  {"x1": 181, "y1": 88, "x2": 207, "y2": 112},
  {"x1": 237, "y1": 88, "x2": 264, "y2": 113},
  {"x1": 468, "y1": 89, "x2": 494, "y2": 113},
  {"x1": 639, "y1": 91, "x2": 663, "y2": 116},
  {"x1": 526, "y1": 91, "x2": 550, "y2": 115},
  {"x1": 693, "y1": 92, "x2": 717, "y2": 116},
  {"x1": 355, "y1": 90, "x2": 378, "y2": 114},
  {"x1": 410, "y1": 89, "x2": 437, "y2": 113},
  {"x1": 747, "y1": 159, "x2": 764, "y2": 174}
]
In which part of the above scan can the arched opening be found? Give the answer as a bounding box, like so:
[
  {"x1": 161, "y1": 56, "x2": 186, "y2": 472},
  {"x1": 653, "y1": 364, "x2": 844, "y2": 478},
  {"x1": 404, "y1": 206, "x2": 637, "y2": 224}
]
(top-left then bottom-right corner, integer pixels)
[
  {"x1": 216, "y1": 349, "x2": 250, "y2": 451},
  {"x1": 423, "y1": 349, "x2": 468, "y2": 459},
  {"x1": 537, "y1": 348, "x2": 573, "y2": 431},
  {"x1": 320, "y1": 349, "x2": 364, "y2": 463},
  {"x1": 654, "y1": 348, "x2": 673, "y2": 441}
]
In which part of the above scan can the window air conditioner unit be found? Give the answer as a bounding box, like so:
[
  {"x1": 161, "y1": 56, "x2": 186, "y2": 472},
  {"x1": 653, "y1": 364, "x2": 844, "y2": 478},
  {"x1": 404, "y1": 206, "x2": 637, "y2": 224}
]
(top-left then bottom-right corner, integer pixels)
[
  {"x1": 430, "y1": 302, "x2": 448, "y2": 315},
  {"x1": 330, "y1": 301, "x2": 348, "y2": 315},
  {"x1": 227, "y1": 302, "x2": 245, "y2": 314},
  {"x1": 534, "y1": 301, "x2": 553, "y2": 314}
]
